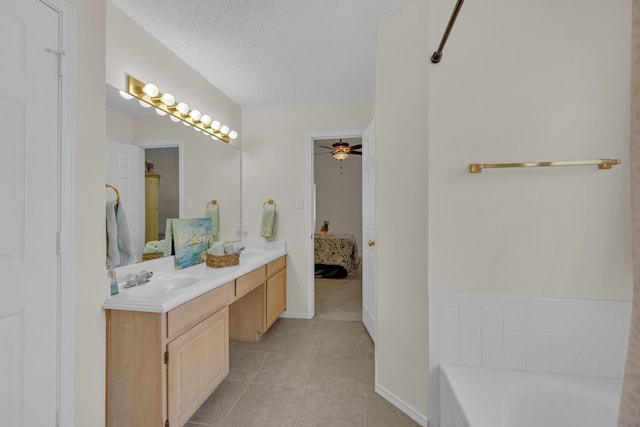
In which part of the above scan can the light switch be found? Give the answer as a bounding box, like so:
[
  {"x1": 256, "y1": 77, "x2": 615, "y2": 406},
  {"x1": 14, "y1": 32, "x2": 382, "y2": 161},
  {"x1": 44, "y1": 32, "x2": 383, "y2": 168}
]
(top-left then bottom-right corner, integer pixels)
[{"x1": 296, "y1": 197, "x2": 304, "y2": 209}]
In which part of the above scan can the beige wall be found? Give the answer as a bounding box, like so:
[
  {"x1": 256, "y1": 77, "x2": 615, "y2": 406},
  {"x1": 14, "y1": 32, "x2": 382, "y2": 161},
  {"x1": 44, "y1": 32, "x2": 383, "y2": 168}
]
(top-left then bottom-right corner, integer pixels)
[
  {"x1": 106, "y1": 106, "x2": 133, "y2": 141},
  {"x1": 375, "y1": 0, "x2": 430, "y2": 419},
  {"x1": 68, "y1": 0, "x2": 108, "y2": 425},
  {"x1": 374, "y1": 0, "x2": 633, "y2": 423},
  {"x1": 242, "y1": 101, "x2": 373, "y2": 316},
  {"x1": 427, "y1": 0, "x2": 632, "y2": 300}
]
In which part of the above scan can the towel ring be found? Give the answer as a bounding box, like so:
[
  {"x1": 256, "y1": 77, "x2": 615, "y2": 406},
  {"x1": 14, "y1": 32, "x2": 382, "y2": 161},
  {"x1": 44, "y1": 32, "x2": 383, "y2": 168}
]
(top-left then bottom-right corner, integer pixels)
[
  {"x1": 207, "y1": 200, "x2": 218, "y2": 207},
  {"x1": 263, "y1": 199, "x2": 277, "y2": 208},
  {"x1": 106, "y1": 184, "x2": 120, "y2": 204}
]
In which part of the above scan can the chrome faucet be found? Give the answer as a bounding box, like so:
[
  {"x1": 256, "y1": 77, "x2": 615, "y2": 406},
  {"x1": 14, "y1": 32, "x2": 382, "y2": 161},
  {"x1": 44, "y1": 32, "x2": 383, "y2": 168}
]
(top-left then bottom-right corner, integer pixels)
[{"x1": 124, "y1": 270, "x2": 154, "y2": 288}]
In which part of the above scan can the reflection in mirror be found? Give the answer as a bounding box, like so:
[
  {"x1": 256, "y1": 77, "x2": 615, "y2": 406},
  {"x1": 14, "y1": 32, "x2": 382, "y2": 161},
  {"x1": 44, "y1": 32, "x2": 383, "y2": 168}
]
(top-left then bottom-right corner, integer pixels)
[{"x1": 106, "y1": 83, "x2": 241, "y2": 266}]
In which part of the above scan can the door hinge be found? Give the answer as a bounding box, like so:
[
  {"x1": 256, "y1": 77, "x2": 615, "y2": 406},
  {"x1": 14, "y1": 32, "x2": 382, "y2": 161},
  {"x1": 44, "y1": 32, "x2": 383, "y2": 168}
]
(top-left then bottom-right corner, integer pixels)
[
  {"x1": 164, "y1": 351, "x2": 169, "y2": 364},
  {"x1": 56, "y1": 231, "x2": 61, "y2": 255},
  {"x1": 45, "y1": 48, "x2": 65, "y2": 77}
]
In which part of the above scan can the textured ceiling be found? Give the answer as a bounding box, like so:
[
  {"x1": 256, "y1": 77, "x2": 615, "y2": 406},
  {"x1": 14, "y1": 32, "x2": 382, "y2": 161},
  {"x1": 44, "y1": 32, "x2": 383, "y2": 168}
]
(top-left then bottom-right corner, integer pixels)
[{"x1": 109, "y1": 0, "x2": 410, "y2": 107}]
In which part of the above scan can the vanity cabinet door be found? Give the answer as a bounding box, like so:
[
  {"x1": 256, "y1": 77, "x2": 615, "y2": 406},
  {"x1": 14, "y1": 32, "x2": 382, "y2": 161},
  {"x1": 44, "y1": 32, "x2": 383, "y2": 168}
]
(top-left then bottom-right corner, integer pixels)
[
  {"x1": 265, "y1": 257, "x2": 286, "y2": 329},
  {"x1": 167, "y1": 306, "x2": 229, "y2": 427},
  {"x1": 265, "y1": 268, "x2": 286, "y2": 329}
]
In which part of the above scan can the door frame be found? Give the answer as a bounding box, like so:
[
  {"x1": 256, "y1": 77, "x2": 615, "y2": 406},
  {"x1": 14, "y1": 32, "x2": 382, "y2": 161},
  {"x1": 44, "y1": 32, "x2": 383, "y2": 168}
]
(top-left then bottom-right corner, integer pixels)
[
  {"x1": 42, "y1": 0, "x2": 75, "y2": 424},
  {"x1": 305, "y1": 130, "x2": 364, "y2": 318}
]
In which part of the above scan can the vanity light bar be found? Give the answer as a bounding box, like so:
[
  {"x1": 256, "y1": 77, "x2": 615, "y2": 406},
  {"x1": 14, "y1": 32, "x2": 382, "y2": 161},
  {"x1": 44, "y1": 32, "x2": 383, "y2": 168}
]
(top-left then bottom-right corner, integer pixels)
[{"x1": 126, "y1": 75, "x2": 238, "y2": 143}]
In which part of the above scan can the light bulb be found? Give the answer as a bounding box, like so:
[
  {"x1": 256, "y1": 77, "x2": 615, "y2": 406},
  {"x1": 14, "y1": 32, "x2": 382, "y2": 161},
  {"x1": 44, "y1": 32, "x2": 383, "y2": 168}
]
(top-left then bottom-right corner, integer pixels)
[
  {"x1": 155, "y1": 108, "x2": 167, "y2": 116},
  {"x1": 182, "y1": 121, "x2": 190, "y2": 126},
  {"x1": 211, "y1": 135, "x2": 219, "y2": 141},
  {"x1": 169, "y1": 116, "x2": 180, "y2": 122},
  {"x1": 160, "y1": 93, "x2": 175, "y2": 106},
  {"x1": 138, "y1": 100, "x2": 152, "y2": 108},
  {"x1": 229, "y1": 130, "x2": 238, "y2": 140},
  {"x1": 211, "y1": 120, "x2": 221, "y2": 131},
  {"x1": 193, "y1": 126, "x2": 201, "y2": 132},
  {"x1": 200, "y1": 115, "x2": 212, "y2": 125},
  {"x1": 220, "y1": 125, "x2": 230, "y2": 135},
  {"x1": 119, "y1": 90, "x2": 134, "y2": 100},
  {"x1": 176, "y1": 102, "x2": 189, "y2": 115},
  {"x1": 142, "y1": 83, "x2": 159, "y2": 97},
  {"x1": 189, "y1": 109, "x2": 201, "y2": 121}
]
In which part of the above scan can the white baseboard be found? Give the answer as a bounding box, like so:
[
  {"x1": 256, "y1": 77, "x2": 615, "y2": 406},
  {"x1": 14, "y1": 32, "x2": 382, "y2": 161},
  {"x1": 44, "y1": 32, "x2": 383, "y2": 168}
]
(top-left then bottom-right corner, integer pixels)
[
  {"x1": 278, "y1": 312, "x2": 313, "y2": 319},
  {"x1": 374, "y1": 383, "x2": 429, "y2": 427}
]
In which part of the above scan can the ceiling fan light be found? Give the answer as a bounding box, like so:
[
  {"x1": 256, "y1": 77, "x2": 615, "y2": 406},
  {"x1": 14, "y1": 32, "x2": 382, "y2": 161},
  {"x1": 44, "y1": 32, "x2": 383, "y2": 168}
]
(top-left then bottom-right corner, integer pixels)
[{"x1": 332, "y1": 151, "x2": 349, "y2": 161}]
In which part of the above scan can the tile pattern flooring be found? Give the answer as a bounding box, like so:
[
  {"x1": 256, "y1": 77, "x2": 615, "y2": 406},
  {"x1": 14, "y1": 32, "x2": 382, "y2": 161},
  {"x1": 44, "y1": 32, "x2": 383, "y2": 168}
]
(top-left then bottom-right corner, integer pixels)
[{"x1": 186, "y1": 318, "x2": 420, "y2": 426}]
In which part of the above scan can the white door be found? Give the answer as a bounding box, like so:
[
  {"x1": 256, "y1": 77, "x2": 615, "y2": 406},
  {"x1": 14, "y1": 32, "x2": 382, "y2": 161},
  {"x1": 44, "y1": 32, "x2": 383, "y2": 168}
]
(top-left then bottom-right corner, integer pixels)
[
  {"x1": 105, "y1": 139, "x2": 145, "y2": 261},
  {"x1": 362, "y1": 120, "x2": 377, "y2": 341},
  {"x1": 0, "y1": 1, "x2": 61, "y2": 425}
]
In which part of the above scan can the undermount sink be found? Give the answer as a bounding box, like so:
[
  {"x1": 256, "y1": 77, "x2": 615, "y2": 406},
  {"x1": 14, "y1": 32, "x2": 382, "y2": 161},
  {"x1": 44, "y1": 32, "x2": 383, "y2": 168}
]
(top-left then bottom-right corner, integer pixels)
[{"x1": 124, "y1": 276, "x2": 200, "y2": 297}]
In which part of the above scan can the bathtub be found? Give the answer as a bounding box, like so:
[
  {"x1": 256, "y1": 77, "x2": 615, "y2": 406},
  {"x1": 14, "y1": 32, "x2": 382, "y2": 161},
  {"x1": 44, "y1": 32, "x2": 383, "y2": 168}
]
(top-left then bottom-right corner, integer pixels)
[{"x1": 439, "y1": 364, "x2": 623, "y2": 427}]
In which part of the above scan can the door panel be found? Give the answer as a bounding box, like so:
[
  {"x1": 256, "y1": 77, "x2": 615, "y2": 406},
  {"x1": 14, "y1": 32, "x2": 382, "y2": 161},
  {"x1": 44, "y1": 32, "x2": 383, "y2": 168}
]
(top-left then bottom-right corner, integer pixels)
[
  {"x1": 0, "y1": 1, "x2": 60, "y2": 425},
  {"x1": 362, "y1": 120, "x2": 376, "y2": 341}
]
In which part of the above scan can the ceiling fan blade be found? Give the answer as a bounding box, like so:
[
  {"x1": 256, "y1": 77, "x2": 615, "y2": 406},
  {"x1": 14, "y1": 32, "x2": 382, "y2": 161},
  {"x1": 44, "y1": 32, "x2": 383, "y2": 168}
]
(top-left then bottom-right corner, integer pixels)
[
  {"x1": 350, "y1": 151, "x2": 362, "y2": 155},
  {"x1": 319, "y1": 145, "x2": 333, "y2": 150},
  {"x1": 350, "y1": 144, "x2": 362, "y2": 150},
  {"x1": 315, "y1": 152, "x2": 331, "y2": 155}
]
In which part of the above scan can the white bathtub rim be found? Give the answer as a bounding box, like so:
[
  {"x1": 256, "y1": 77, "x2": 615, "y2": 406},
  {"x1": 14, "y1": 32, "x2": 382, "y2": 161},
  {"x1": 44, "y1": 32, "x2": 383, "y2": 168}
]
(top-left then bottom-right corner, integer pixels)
[{"x1": 439, "y1": 364, "x2": 623, "y2": 427}]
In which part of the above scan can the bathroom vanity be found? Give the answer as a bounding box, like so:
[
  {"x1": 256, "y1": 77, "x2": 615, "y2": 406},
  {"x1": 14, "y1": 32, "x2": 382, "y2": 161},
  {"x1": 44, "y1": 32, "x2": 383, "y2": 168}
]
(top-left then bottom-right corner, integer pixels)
[{"x1": 103, "y1": 245, "x2": 286, "y2": 427}]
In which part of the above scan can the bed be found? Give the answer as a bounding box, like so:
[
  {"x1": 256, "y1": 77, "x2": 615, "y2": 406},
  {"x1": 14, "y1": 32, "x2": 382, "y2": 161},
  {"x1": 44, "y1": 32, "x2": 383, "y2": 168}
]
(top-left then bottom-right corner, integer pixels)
[{"x1": 314, "y1": 232, "x2": 361, "y2": 278}]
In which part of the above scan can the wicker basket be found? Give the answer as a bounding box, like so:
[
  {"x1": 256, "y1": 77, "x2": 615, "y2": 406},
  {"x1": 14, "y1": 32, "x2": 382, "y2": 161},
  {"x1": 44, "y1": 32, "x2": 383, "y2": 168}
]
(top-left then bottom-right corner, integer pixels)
[{"x1": 205, "y1": 252, "x2": 240, "y2": 268}]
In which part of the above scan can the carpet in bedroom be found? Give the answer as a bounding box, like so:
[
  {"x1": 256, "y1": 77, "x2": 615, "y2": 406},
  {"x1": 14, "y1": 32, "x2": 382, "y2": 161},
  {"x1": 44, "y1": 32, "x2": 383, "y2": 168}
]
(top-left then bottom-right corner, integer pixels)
[{"x1": 314, "y1": 268, "x2": 362, "y2": 321}]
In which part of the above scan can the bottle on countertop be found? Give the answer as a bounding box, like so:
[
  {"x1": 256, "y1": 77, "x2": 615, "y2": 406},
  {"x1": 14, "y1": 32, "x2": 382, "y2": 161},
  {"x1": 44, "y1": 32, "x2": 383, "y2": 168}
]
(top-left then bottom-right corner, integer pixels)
[{"x1": 108, "y1": 267, "x2": 119, "y2": 296}]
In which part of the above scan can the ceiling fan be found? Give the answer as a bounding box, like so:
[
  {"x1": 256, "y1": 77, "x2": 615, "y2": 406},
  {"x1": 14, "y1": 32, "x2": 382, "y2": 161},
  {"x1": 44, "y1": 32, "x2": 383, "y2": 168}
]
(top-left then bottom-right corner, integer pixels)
[{"x1": 317, "y1": 139, "x2": 363, "y2": 160}]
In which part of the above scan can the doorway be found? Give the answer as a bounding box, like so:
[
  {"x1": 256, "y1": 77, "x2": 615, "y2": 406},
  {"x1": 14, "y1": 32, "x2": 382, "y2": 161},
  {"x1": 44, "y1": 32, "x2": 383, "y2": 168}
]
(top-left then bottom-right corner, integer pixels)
[
  {"x1": 313, "y1": 137, "x2": 363, "y2": 320},
  {"x1": 144, "y1": 146, "x2": 180, "y2": 241}
]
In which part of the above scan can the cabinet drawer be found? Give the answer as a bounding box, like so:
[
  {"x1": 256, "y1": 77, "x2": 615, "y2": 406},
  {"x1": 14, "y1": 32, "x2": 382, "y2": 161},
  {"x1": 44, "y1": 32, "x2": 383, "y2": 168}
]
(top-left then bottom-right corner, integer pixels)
[
  {"x1": 266, "y1": 256, "x2": 286, "y2": 278},
  {"x1": 235, "y1": 266, "x2": 265, "y2": 300},
  {"x1": 167, "y1": 283, "x2": 230, "y2": 340}
]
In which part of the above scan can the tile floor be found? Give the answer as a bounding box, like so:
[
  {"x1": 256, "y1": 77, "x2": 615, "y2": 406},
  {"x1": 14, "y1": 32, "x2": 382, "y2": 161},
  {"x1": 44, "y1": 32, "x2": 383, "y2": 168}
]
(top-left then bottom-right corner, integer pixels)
[{"x1": 186, "y1": 318, "x2": 420, "y2": 427}]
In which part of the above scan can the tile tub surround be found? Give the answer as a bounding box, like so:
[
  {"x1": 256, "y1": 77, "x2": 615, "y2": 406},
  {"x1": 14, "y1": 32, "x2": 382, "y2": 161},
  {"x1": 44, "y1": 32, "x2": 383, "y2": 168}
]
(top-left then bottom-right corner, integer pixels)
[{"x1": 428, "y1": 294, "x2": 632, "y2": 427}]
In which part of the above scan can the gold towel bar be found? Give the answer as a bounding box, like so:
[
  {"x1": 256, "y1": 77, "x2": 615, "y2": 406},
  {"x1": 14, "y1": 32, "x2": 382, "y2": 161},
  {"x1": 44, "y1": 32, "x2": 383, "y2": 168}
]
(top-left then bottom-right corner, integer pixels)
[
  {"x1": 263, "y1": 199, "x2": 276, "y2": 208},
  {"x1": 106, "y1": 184, "x2": 120, "y2": 204},
  {"x1": 469, "y1": 159, "x2": 621, "y2": 174},
  {"x1": 207, "y1": 200, "x2": 218, "y2": 207}
]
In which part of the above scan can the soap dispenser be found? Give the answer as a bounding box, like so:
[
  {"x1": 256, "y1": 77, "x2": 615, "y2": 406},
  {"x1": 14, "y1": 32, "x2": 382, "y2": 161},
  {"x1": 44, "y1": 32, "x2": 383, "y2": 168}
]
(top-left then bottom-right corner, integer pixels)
[{"x1": 108, "y1": 267, "x2": 119, "y2": 296}]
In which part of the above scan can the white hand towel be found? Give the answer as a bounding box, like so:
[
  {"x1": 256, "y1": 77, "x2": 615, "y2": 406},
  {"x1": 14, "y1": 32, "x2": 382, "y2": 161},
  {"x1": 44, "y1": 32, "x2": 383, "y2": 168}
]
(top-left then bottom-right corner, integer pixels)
[
  {"x1": 105, "y1": 200, "x2": 136, "y2": 266},
  {"x1": 206, "y1": 204, "x2": 220, "y2": 239},
  {"x1": 106, "y1": 200, "x2": 120, "y2": 266},
  {"x1": 115, "y1": 202, "x2": 136, "y2": 266},
  {"x1": 260, "y1": 204, "x2": 276, "y2": 238}
]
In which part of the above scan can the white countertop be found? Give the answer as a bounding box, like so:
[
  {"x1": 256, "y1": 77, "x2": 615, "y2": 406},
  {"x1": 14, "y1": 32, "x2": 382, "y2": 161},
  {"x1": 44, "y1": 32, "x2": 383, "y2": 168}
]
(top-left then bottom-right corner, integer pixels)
[{"x1": 102, "y1": 241, "x2": 286, "y2": 313}]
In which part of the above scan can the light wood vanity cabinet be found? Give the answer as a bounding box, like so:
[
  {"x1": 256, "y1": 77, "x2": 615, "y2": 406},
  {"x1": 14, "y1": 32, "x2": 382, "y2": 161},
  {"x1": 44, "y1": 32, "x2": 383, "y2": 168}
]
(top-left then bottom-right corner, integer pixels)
[
  {"x1": 106, "y1": 256, "x2": 287, "y2": 427},
  {"x1": 106, "y1": 283, "x2": 230, "y2": 427}
]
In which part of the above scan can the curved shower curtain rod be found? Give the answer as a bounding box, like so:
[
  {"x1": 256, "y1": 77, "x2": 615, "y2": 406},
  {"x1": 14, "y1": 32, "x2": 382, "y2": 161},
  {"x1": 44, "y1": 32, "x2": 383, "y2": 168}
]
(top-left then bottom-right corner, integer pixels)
[{"x1": 431, "y1": 0, "x2": 465, "y2": 64}]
